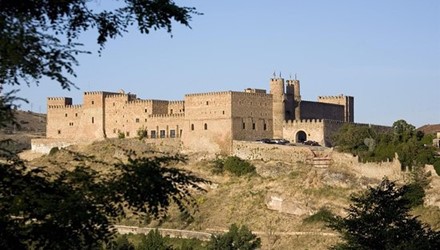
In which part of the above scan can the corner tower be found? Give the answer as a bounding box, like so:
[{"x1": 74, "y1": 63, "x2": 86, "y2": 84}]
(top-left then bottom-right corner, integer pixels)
[{"x1": 270, "y1": 77, "x2": 285, "y2": 138}]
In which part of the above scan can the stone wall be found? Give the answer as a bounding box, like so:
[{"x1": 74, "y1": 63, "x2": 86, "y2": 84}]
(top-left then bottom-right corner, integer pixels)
[
  {"x1": 31, "y1": 138, "x2": 77, "y2": 154},
  {"x1": 300, "y1": 101, "x2": 345, "y2": 121},
  {"x1": 232, "y1": 140, "x2": 315, "y2": 162}
]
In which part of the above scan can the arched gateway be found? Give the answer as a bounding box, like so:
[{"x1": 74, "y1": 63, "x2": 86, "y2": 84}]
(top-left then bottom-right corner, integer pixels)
[{"x1": 296, "y1": 131, "x2": 307, "y2": 143}]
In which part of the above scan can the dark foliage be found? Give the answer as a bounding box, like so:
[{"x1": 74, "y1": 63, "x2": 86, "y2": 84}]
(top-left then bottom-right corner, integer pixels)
[
  {"x1": 211, "y1": 156, "x2": 256, "y2": 177},
  {"x1": 327, "y1": 178, "x2": 440, "y2": 250},
  {"x1": 208, "y1": 224, "x2": 261, "y2": 250},
  {"x1": 0, "y1": 0, "x2": 199, "y2": 89},
  {"x1": 333, "y1": 120, "x2": 439, "y2": 173},
  {"x1": 0, "y1": 149, "x2": 206, "y2": 249},
  {"x1": 138, "y1": 229, "x2": 171, "y2": 250}
]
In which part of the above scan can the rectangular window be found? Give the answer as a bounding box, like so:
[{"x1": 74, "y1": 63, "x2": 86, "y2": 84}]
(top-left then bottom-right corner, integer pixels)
[
  {"x1": 75, "y1": 113, "x2": 78, "y2": 117},
  {"x1": 170, "y1": 130, "x2": 176, "y2": 138},
  {"x1": 57, "y1": 130, "x2": 61, "y2": 134},
  {"x1": 160, "y1": 130, "x2": 166, "y2": 138},
  {"x1": 150, "y1": 130, "x2": 156, "y2": 138},
  {"x1": 242, "y1": 122, "x2": 245, "y2": 129},
  {"x1": 144, "y1": 108, "x2": 147, "y2": 113},
  {"x1": 126, "y1": 132, "x2": 130, "y2": 137},
  {"x1": 91, "y1": 101, "x2": 94, "y2": 105},
  {"x1": 264, "y1": 123, "x2": 267, "y2": 131},
  {"x1": 65, "y1": 113, "x2": 68, "y2": 117},
  {"x1": 252, "y1": 123, "x2": 256, "y2": 130},
  {"x1": 92, "y1": 117, "x2": 94, "y2": 124},
  {"x1": 135, "y1": 118, "x2": 139, "y2": 123}
]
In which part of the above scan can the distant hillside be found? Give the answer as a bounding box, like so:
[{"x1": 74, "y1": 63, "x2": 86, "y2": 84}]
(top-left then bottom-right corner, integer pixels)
[
  {"x1": 1, "y1": 109, "x2": 46, "y2": 133},
  {"x1": 0, "y1": 110, "x2": 46, "y2": 153},
  {"x1": 418, "y1": 124, "x2": 440, "y2": 135}
]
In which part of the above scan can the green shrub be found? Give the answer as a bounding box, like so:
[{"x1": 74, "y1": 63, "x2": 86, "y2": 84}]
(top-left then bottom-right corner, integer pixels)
[
  {"x1": 433, "y1": 160, "x2": 440, "y2": 176},
  {"x1": 107, "y1": 235, "x2": 135, "y2": 250},
  {"x1": 303, "y1": 207, "x2": 334, "y2": 224},
  {"x1": 118, "y1": 131, "x2": 125, "y2": 139},
  {"x1": 48, "y1": 147, "x2": 59, "y2": 155},
  {"x1": 210, "y1": 158, "x2": 225, "y2": 174},
  {"x1": 208, "y1": 224, "x2": 261, "y2": 250},
  {"x1": 137, "y1": 229, "x2": 170, "y2": 250},
  {"x1": 223, "y1": 156, "x2": 256, "y2": 176},
  {"x1": 137, "y1": 128, "x2": 148, "y2": 140}
]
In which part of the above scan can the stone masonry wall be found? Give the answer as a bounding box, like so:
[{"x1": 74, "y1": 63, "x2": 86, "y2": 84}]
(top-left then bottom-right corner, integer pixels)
[{"x1": 232, "y1": 140, "x2": 315, "y2": 162}]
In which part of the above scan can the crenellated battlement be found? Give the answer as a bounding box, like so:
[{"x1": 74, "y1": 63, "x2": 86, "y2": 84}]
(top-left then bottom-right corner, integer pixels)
[
  {"x1": 48, "y1": 104, "x2": 82, "y2": 109},
  {"x1": 168, "y1": 100, "x2": 185, "y2": 105},
  {"x1": 185, "y1": 91, "x2": 232, "y2": 97},
  {"x1": 47, "y1": 97, "x2": 70, "y2": 101},
  {"x1": 318, "y1": 95, "x2": 346, "y2": 100},
  {"x1": 231, "y1": 91, "x2": 270, "y2": 97}
]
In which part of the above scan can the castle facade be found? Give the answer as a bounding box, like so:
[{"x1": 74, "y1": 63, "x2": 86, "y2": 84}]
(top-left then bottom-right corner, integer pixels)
[{"x1": 45, "y1": 77, "x2": 354, "y2": 153}]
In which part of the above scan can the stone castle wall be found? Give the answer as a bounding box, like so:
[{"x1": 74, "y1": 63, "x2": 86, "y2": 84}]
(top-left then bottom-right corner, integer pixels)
[
  {"x1": 41, "y1": 77, "x2": 357, "y2": 154},
  {"x1": 300, "y1": 101, "x2": 345, "y2": 121}
]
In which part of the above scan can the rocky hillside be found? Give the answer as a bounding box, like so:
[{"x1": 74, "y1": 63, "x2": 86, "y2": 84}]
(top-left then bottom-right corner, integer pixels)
[{"x1": 24, "y1": 139, "x2": 440, "y2": 250}]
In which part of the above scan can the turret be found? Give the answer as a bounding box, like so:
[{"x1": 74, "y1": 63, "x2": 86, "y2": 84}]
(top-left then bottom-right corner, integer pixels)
[
  {"x1": 293, "y1": 79, "x2": 301, "y2": 120},
  {"x1": 270, "y1": 77, "x2": 285, "y2": 138}
]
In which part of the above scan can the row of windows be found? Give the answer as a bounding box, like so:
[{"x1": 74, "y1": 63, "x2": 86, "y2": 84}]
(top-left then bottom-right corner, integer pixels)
[
  {"x1": 113, "y1": 129, "x2": 180, "y2": 138},
  {"x1": 65, "y1": 113, "x2": 79, "y2": 117}
]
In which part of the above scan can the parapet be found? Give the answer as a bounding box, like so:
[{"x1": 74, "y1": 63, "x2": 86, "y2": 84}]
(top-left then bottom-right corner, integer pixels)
[
  {"x1": 185, "y1": 91, "x2": 232, "y2": 97},
  {"x1": 318, "y1": 94, "x2": 347, "y2": 100},
  {"x1": 244, "y1": 88, "x2": 267, "y2": 94}
]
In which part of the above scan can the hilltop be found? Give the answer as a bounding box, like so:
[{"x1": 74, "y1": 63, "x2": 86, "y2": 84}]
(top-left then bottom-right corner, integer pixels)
[{"x1": 25, "y1": 138, "x2": 440, "y2": 250}]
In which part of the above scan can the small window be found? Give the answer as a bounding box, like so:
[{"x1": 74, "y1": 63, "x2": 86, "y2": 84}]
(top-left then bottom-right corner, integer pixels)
[
  {"x1": 160, "y1": 130, "x2": 166, "y2": 138},
  {"x1": 91, "y1": 101, "x2": 94, "y2": 105},
  {"x1": 57, "y1": 130, "x2": 61, "y2": 134},
  {"x1": 126, "y1": 132, "x2": 130, "y2": 137},
  {"x1": 170, "y1": 109, "x2": 173, "y2": 114},
  {"x1": 264, "y1": 123, "x2": 267, "y2": 131},
  {"x1": 222, "y1": 111, "x2": 225, "y2": 115},
  {"x1": 242, "y1": 122, "x2": 246, "y2": 129},
  {"x1": 151, "y1": 130, "x2": 156, "y2": 138},
  {"x1": 113, "y1": 102, "x2": 115, "y2": 106},
  {"x1": 170, "y1": 130, "x2": 176, "y2": 138},
  {"x1": 145, "y1": 119, "x2": 147, "y2": 122},
  {"x1": 113, "y1": 129, "x2": 116, "y2": 134},
  {"x1": 206, "y1": 101, "x2": 209, "y2": 105},
  {"x1": 144, "y1": 108, "x2": 147, "y2": 113},
  {"x1": 252, "y1": 123, "x2": 256, "y2": 130},
  {"x1": 191, "y1": 124, "x2": 194, "y2": 131},
  {"x1": 65, "y1": 113, "x2": 68, "y2": 117},
  {"x1": 204, "y1": 123, "x2": 208, "y2": 130},
  {"x1": 92, "y1": 117, "x2": 94, "y2": 124},
  {"x1": 75, "y1": 113, "x2": 78, "y2": 117},
  {"x1": 135, "y1": 118, "x2": 139, "y2": 123}
]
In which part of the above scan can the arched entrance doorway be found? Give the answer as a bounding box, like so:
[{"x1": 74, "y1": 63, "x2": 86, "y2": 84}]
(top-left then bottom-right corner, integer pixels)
[{"x1": 296, "y1": 131, "x2": 307, "y2": 143}]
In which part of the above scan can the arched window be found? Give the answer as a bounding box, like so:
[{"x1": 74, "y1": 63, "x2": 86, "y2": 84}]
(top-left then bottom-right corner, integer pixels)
[{"x1": 296, "y1": 131, "x2": 307, "y2": 143}]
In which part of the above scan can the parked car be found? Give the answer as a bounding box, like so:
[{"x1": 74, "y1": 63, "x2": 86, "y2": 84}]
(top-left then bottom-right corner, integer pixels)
[
  {"x1": 303, "y1": 140, "x2": 319, "y2": 146},
  {"x1": 256, "y1": 138, "x2": 272, "y2": 144},
  {"x1": 273, "y1": 139, "x2": 290, "y2": 145}
]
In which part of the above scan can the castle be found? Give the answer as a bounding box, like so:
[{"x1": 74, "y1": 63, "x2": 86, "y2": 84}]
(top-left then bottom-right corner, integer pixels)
[{"x1": 44, "y1": 77, "x2": 354, "y2": 154}]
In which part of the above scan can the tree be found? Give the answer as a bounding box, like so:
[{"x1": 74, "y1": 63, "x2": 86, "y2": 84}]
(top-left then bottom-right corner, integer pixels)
[
  {"x1": 327, "y1": 178, "x2": 440, "y2": 250},
  {"x1": 208, "y1": 224, "x2": 261, "y2": 250},
  {"x1": 0, "y1": 148, "x2": 206, "y2": 249},
  {"x1": 0, "y1": 0, "x2": 199, "y2": 89},
  {"x1": 138, "y1": 229, "x2": 171, "y2": 250},
  {"x1": 0, "y1": 2, "x2": 205, "y2": 248}
]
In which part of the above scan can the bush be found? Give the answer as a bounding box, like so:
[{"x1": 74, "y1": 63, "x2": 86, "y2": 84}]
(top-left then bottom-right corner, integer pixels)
[
  {"x1": 137, "y1": 128, "x2": 147, "y2": 140},
  {"x1": 48, "y1": 147, "x2": 59, "y2": 155},
  {"x1": 223, "y1": 156, "x2": 256, "y2": 176},
  {"x1": 208, "y1": 224, "x2": 261, "y2": 250},
  {"x1": 118, "y1": 132, "x2": 125, "y2": 139},
  {"x1": 107, "y1": 235, "x2": 135, "y2": 250},
  {"x1": 303, "y1": 207, "x2": 334, "y2": 224},
  {"x1": 138, "y1": 229, "x2": 170, "y2": 250}
]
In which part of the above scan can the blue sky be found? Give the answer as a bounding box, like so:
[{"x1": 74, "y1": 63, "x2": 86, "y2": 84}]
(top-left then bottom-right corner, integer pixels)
[{"x1": 10, "y1": 0, "x2": 440, "y2": 127}]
